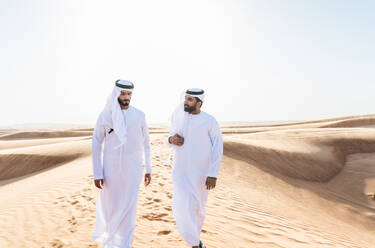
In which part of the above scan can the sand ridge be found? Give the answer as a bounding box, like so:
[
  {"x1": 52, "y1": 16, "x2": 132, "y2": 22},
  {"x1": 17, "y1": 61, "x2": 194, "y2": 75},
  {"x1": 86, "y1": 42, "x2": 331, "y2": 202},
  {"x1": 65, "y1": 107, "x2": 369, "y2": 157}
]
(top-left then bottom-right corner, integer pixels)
[{"x1": 0, "y1": 115, "x2": 374, "y2": 247}]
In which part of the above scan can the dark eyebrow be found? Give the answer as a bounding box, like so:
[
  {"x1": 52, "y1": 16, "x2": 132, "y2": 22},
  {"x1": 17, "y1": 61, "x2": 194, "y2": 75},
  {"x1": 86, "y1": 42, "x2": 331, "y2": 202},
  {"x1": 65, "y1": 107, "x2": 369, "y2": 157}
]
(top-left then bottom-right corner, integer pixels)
[{"x1": 120, "y1": 90, "x2": 132, "y2": 94}]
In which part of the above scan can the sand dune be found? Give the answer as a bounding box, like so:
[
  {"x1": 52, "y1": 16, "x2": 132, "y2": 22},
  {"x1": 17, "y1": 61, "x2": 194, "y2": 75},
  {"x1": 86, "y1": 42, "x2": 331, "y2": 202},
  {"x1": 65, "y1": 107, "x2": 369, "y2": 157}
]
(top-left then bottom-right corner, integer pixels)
[
  {"x1": 0, "y1": 130, "x2": 92, "y2": 140},
  {"x1": 225, "y1": 128, "x2": 375, "y2": 182},
  {"x1": 221, "y1": 114, "x2": 375, "y2": 134},
  {"x1": 222, "y1": 114, "x2": 375, "y2": 129},
  {"x1": 0, "y1": 115, "x2": 374, "y2": 247},
  {"x1": 0, "y1": 136, "x2": 91, "y2": 151},
  {"x1": 0, "y1": 153, "x2": 81, "y2": 181},
  {"x1": 0, "y1": 139, "x2": 91, "y2": 182}
]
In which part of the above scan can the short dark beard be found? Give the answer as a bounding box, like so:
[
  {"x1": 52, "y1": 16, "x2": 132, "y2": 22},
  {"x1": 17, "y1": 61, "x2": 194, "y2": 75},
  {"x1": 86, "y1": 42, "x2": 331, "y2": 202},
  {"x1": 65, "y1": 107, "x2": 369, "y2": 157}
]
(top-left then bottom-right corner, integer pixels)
[
  {"x1": 118, "y1": 98, "x2": 130, "y2": 107},
  {"x1": 184, "y1": 103, "x2": 196, "y2": 113}
]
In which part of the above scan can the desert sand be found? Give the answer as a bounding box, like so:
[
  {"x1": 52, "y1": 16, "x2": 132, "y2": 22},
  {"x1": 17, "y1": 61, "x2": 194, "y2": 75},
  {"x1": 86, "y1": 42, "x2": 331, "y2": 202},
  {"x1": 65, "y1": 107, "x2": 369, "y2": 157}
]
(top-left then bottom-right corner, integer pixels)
[{"x1": 0, "y1": 114, "x2": 375, "y2": 248}]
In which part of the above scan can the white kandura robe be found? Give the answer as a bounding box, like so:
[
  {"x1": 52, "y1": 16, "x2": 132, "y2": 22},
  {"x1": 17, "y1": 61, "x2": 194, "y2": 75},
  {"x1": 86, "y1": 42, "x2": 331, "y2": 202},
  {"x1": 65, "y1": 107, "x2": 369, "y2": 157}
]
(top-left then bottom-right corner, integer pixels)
[
  {"x1": 167, "y1": 111, "x2": 223, "y2": 246},
  {"x1": 92, "y1": 106, "x2": 151, "y2": 248}
]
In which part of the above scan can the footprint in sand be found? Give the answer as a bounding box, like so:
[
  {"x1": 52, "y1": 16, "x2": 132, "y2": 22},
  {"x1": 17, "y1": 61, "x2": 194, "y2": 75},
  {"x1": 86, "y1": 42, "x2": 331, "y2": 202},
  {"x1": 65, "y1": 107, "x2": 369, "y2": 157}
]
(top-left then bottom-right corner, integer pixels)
[
  {"x1": 141, "y1": 213, "x2": 170, "y2": 222},
  {"x1": 81, "y1": 194, "x2": 93, "y2": 201},
  {"x1": 164, "y1": 206, "x2": 172, "y2": 211},
  {"x1": 49, "y1": 238, "x2": 66, "y2": 248},
  {"x1": 68, "y1": 216, "x2": 77, "y2": 231},
  {"x1": 165, "y1": 192, "x2": 172, "y2": 199},
  {"x1": 157, "y1": 230, "x2": 171, "y2": 235}
]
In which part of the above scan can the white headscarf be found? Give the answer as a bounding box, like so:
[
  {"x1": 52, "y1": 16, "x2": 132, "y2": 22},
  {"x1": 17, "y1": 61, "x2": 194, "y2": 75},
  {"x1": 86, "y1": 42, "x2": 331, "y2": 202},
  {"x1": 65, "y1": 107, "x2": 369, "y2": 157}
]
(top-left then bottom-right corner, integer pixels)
[
  {"x1": 166, "y1": 88, "x2": 205, "y2": 165},
  {"x1": 170, "y1": 88, "x2": 205, "y2": 137},
  {"x1": 101, "y1": 80, "x2": 134, "y2": 148}
]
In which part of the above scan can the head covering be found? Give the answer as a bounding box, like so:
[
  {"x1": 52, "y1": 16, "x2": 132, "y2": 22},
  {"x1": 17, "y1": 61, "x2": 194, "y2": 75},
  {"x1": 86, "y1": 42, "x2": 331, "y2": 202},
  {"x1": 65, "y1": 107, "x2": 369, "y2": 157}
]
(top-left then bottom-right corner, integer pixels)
[
  {"x1": 101, "y1": 79, "x2": 134, "y2": 148},
  {"x1": 185, "y1": 88, "x2": 205, "y2": 102},
  {"x1": 115, "y1": 79, "x2": 134, "y2": 91},
  {"x1": 170, "y1": 88, "x2": 205, "y2": 136},
  {"x1": 165, "y1": 88, "x2": 205, "y2": 165}
]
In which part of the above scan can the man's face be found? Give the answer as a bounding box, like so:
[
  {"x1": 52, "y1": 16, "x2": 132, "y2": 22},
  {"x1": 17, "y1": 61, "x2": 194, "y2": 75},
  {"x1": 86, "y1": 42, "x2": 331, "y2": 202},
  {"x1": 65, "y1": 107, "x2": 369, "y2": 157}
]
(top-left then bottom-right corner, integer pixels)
[
  {"x1": 118, "y1": 90, "x2": 132, "y2": 107},
  {"x1": 184, "y1": 95, "x2": 199, "y2": 113}
]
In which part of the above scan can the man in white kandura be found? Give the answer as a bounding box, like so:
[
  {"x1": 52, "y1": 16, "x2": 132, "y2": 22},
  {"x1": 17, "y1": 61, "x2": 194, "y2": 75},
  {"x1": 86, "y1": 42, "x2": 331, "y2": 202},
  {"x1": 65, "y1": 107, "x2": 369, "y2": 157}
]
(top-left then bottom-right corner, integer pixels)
[
  {"x1": 167, "y1": 88, "x2": 223, "y2": 248},
  {"x1": 91, "y1": 79, "x2": 152, "y2": 248}
]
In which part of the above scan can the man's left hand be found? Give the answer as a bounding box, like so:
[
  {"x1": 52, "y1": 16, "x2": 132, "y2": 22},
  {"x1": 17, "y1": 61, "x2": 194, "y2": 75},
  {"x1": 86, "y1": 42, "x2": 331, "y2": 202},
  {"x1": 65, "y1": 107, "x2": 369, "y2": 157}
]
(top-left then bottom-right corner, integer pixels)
[
  {"x1": 205, "y1": 177, "x2": 217, "y2": 190},
  {"x1": 144, "y1": 173, "x2": 151, "y2": 186}
]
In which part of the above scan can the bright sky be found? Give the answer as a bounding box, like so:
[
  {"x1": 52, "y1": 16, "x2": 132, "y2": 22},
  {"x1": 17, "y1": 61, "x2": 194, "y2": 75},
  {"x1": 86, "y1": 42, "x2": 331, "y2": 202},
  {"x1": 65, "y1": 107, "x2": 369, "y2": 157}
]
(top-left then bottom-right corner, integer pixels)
[{"x1": 1, "y1": 0, "x2": 374, "y2": 126}]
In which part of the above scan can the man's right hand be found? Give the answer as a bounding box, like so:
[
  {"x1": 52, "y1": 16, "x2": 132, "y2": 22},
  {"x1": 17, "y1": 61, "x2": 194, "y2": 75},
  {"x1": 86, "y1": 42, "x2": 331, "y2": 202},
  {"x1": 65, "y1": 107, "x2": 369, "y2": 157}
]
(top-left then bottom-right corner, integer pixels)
[
  {"x1": 94, "y1": 179, "x2": 104, "y2": 189},
  {"x1": 169, "y1": 134, "x2": 184, "y2": 146}
]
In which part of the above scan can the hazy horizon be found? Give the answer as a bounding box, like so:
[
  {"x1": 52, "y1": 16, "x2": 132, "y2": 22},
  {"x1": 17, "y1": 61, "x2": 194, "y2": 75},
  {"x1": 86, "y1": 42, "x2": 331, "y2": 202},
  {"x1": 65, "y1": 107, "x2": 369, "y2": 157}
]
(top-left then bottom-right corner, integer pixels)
[{"x1": 2, "y1": 113, "x2": 374, "y2": 130}]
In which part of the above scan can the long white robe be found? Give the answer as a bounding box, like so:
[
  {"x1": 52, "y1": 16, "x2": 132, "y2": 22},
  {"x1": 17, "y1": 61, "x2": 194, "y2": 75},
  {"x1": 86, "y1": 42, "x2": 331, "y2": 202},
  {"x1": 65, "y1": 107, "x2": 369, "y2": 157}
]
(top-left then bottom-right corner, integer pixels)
[
  {"x1": 168, "y1": 111, "x2": 223, "y2": 246},
  {"x1": 92, "y1": 106, "x2": 151, "y2": 248}
]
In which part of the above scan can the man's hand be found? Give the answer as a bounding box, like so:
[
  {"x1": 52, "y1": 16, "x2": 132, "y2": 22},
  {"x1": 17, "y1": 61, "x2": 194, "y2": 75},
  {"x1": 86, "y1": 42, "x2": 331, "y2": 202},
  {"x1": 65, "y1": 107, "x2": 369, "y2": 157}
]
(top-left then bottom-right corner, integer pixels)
[
  {"x1": 205, "y1": 177, "x2": 217, "y2": 190},
  {"x1": 144, "y1": 173, "x2": 151, "y2": 186},
  {"x1": 94, "y1": 179, "x2": 104, "y2": 189},
  {"x1": 169, "y1": 134, "x2": 184, "y2": 146}
]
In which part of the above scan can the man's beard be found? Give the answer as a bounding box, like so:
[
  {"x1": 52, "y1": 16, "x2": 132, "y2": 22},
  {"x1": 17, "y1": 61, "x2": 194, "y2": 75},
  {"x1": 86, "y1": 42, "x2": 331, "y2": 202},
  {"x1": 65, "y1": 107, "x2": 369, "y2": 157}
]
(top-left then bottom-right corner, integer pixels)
[
  {"x1": 118, "y1": 98, "x2": 130, "y2": 107},
  {"x1": 184, "y1": 104, "x2": 196, "y2": 113}
]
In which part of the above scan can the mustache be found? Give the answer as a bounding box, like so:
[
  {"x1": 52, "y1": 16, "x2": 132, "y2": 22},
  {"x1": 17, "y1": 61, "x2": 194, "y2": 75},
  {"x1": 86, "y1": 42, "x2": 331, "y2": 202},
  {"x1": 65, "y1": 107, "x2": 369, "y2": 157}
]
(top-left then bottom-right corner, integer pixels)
[{"x1": 118, "y1": 98, "x2": 130, "y2": 106}]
